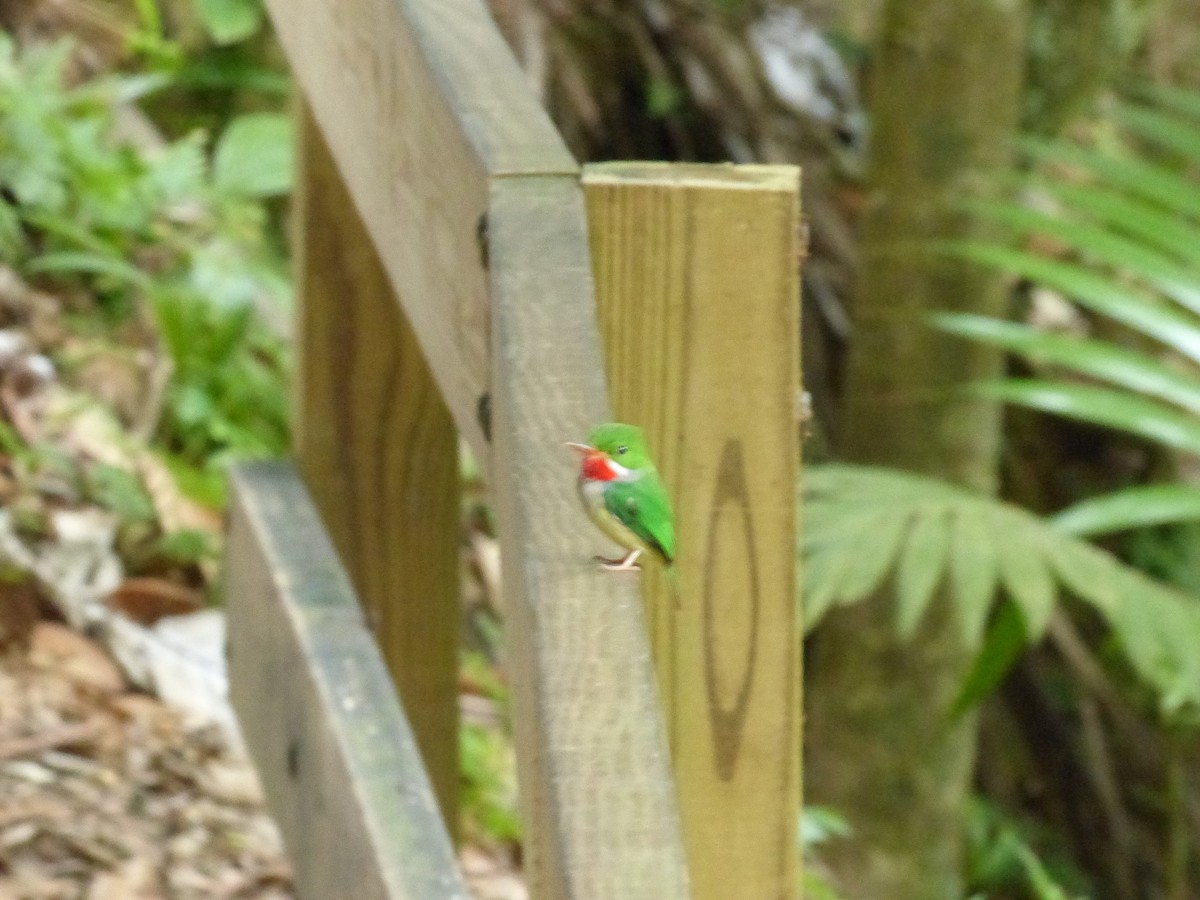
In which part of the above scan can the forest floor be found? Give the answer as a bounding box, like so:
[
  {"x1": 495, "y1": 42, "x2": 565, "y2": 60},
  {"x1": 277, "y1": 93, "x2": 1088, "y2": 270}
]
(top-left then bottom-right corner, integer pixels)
[
  {"x1": 0, "y1": 622, "x2": 290, "y2": 900},
  {"x1": 0, "y1": 617, "x2": 527, "y2": 900},
  {"x1": 0, "y1": 261, "x2": 525, "y2": 899},
  {"x1": 0, "y1": 531, "x2": 525, "y2": 900}
]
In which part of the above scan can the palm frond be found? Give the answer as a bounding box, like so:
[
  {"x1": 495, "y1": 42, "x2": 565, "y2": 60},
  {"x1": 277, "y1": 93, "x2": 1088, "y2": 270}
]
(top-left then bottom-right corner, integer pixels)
[
  {"x1": 1052, "y1": 484, "x2": 1200, "y2": 536},
  {"x1": 939, "y1": 89, "x2": 1200, "y2": 508},
  {"x1": 803, "y1": 464, "x2": 1200, "y2": 715}
]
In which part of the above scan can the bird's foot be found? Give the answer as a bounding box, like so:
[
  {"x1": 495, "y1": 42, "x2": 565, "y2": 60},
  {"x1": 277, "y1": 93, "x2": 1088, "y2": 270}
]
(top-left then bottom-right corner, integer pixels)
[{"x1": 595, "y1": 549, "x2": 642, "y2": 571}]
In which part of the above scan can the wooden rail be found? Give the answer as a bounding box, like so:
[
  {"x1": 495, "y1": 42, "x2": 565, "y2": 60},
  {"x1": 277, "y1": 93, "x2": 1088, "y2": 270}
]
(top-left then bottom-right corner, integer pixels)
[
  {"x1": 249, "y1": 0, "x2": 691, "y2": 896},
  {"x1": 226, "y1": 0, "x2": 802, "y2": 898},
  {"x1": 226, "y1": 462, "x2": 470, "y2": 900}
]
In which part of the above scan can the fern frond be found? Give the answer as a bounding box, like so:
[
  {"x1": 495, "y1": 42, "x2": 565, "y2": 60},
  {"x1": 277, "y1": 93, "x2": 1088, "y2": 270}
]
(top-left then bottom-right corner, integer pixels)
[{"x1": 803, "y1": 464, "x2": 1200, "y2": 715}]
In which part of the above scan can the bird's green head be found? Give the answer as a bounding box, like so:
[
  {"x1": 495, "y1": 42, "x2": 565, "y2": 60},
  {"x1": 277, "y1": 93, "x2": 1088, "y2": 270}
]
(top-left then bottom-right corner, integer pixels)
[{"x1": 586, "y1": 422, "x2": 654, "y2": 469}]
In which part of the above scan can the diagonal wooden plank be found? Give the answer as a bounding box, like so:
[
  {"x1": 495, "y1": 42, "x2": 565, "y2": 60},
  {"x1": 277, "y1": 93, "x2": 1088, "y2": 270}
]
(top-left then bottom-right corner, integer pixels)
[
  {"x1": 226, "y1": 462, "x2": 469, "y2": 900},
  {"x1": 262, "y1": 0, "x2": 694, "y2": 894},
  {"x1": 264, "y1": 0, "x2": 575, "y2": 464},
  {"x1": 488, "y1": 174, "x2": 692, "y2": 899}
]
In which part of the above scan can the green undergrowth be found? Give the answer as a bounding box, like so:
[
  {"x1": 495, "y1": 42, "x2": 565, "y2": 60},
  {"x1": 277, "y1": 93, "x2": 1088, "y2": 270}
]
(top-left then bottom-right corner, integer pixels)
[{"x1": 0, "y1": 27, "x2": 292, "y2": 509}]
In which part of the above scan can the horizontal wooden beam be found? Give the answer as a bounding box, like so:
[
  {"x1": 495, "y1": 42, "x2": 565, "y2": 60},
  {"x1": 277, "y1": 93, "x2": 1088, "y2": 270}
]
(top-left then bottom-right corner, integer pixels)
[
  {"x1": 488, "y1": 175, "x2": 692, "y2": 899},
  {"x1": 226, "y1": 462, "x2": 469, "y2": 900},
  {"x1": 264, "y1": 0, "x2": 576, "y2": 465}
]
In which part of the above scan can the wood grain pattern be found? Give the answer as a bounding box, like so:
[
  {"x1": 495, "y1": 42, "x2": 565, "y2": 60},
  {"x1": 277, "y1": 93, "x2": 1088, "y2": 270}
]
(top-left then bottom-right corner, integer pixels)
[
  {"x1": 226, "y1": 462, "x2": 470, "y2": 900},
  {"x1": 293, "y1": 103, "x2": 459, "y2": 827},
  {"x1": 265, "y1": 1, "x2": 694, "y2": 892},
  {"x1": 488, "y1": 174, "x2": 692, "y2": 899},
  {"x1": 263, "y1": 0, "x2": 576, "y2": 464},
  {"x1": 584, "y1": 161, "x2": 803, "y2": 900}
]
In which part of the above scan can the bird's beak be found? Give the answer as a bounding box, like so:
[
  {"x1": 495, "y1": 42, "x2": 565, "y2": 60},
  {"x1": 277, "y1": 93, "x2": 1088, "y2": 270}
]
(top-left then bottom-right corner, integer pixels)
[{"x1": 564, "y1": 442, "x2": 594, "y2": 455}]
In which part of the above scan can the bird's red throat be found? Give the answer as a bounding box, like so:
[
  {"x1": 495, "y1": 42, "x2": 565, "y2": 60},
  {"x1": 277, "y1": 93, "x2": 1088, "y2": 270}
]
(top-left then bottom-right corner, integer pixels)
[{"x1": 580, "y1": 452, "x2": 618, "y2": 482}]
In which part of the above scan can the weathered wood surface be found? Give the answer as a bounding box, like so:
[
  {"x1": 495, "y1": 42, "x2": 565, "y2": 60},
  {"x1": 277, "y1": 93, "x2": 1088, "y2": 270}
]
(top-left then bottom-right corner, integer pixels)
[
  {"x1": 226, "y1": 462, "x2": 470, "y2": 900},
  {"x1": 262, "y1": 0, "x2": 694, "y2": 894},
  {"x1": 263, "y1": 0, "x2": 576, "y2": 464},
  {"x1": 488, "y1": 175, "x2": 692, "y2": 899},
  {"x1": 584, "y1": 162, "x2": 803, "y2": 900},
  {"x1": 292, "y1": 102, "x2": 460, "y2": 827}
]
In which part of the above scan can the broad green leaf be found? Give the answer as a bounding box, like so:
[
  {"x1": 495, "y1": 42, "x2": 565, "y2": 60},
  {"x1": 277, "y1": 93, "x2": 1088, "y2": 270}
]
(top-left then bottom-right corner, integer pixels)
[
  {"x1": 21, "y1": 210, "x2": 118, "y2": 255},
  {"x1": 25, "y1": 250, "x2": 150, "y2": 287},
  {"x1": 979, "y1": 379, "x2": 1200, "y2": 457},
  {"x1": 960, "y1": 198, "x2": 1200, "y2": 315},
  {"x1": 196, "y1": 0, "x2": 264, "y2": 44},
  {"x1": 805, "y1": 511, "x2": 899, "y2": 628},
  {"x1": 803, "y1": 464, "x2": 1200, "y2": 714},
  {"x1": 173, "y1": 57, "x2": 290, "y2": 95},
  {"x1": 148, "y1": 131, "x2": 207, "y2": 204},
  {"x1": 213, "y1": 113, "x2": 294, "y2": 198},
  {"x1": 993, "y1": 513, "x2": 1056, "y2": 639},
  {"x1": 896, "y1": 510, "x2": 949, "y2": 639},
  {"x1": 948, "y1": 506, "x2": 999, "y2": 646},
  {"x1": 1037, "y1": 179, "x2": 1200, "y2": 269},
  {"x1": 1016, "y1": 845, "x2": 1072, "y2": 900},
  {"x1": 1128, "y1": 80, "x2": 1200, "y2": 123},
  {"x1": 1114, "y1": 102, "x2": 1200, "y2": 166},
  {"x1": 1052, "y1": 484, "x2": 1200, "y2": 536},
  {"x1": 804, "y1": 541, "x2": 851, "y2": 630},
  {"x1": 950, "y1": 243, "x2": 1200, "y2": 363},
  {"x1": 1023, "y1": 136, "x2": 1200, "y2": 222},
  {"x1": 803, "y1": 502, "x2": 899, "y2": 550},
  {"x1": 950, "y1": 599, "x2": 1027, "y2": 720},
  {"x1": 935, "y1": 313, "x2": 1200, "y2": 415},
  {"x1": 835, "y1": 511, "x2": 909, "y2": 606},
  {"x1": 1042, "y1": 532, "x2": 1117, "y2": 615},
  {"x1": 1107, "y1": 575, "x2": 1200, "y2": 712}
]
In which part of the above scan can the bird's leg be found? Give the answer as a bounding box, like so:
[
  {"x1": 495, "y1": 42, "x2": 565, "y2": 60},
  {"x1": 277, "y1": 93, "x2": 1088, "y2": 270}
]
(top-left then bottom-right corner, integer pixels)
[{"x1": 595, "y1": 548, "x2": 642, "y2": 571}]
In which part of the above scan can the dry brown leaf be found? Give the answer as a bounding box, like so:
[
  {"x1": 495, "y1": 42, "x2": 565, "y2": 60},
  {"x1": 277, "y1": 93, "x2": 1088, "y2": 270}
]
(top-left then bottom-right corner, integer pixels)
[
  {"x1": 105, "y1": 578, "x2": 203, "y2": 627},
  {"x1": 0, "y1": 581, "x2": 42, "y2": 650}
]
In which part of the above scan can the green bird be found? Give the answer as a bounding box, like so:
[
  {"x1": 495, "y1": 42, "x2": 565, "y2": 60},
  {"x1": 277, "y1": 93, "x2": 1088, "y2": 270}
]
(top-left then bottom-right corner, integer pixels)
[{"x1": 565, "y1": 423, "x2": 676, "y2": 574}]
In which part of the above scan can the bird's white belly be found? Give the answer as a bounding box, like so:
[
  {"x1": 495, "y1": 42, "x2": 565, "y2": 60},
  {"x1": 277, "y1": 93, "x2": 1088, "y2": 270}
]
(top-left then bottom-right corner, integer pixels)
[{"x1": 578, "y1": 479, "x2": 643, "y2": 552}]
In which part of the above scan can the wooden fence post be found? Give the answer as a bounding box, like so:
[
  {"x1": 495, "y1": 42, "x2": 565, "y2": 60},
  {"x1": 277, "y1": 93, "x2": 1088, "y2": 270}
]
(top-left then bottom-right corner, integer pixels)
[
  {"x1": 292, "y1": 101, "x2": 460, "y2": 828},
  {"x1": 584, "y1": 162, "x2": 803, "y2": 899}
]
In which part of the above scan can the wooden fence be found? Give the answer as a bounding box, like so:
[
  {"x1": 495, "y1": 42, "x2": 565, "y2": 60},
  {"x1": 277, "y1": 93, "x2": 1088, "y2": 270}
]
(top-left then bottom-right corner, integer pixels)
[{"x1": 224, "y1": 1, "x2": 802, "y2": 898}]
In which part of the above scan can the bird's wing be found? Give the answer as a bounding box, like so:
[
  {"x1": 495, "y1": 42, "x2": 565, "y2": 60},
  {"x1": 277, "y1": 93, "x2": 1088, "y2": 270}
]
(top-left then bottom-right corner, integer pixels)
[{"x1": 605, "y1": 473, "x2": 675, "y2": 564}]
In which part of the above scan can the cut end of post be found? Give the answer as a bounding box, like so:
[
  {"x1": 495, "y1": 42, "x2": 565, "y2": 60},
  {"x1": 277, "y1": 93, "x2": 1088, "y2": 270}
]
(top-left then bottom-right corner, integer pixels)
[{"x1": 583, "y1": 161, "x2": 799, "y2": 192}]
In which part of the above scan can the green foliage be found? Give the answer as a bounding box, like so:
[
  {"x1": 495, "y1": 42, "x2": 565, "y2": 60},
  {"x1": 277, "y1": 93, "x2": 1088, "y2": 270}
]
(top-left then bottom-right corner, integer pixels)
[
  {"x1": 803, "y1": 465, "x2": 1200, "y2": 717},
  {"x1": 459, "y1": 652, "x2": 521, "y2": 845},
  {"x1": 0, "y1": 34, "x2": 291, "y2": 502},
  {"x1": 965, "y1": 799, "x2": 1092, "y2": 900},
  {"x1": 213, "y1": 112, "x2": 294, "y2": 198},
  {"x1": 918, "y1": 88, "x2": 1200, "y2": 718},
  {"x1": 196, "y1": 0, "x2": 267, "y2": 46},
  {"x1": 86, "y1": 463, "x2": 157, "y2": 523},
  {"x1": 950, "y1": 598, "x2": 1027, "y2": 720},
  {"x1": 935, "y1": 87, "x2": 1200, "y2": 543},
  {"x1": 800, "y1": 806, "x2": 852, "y2": 900}
]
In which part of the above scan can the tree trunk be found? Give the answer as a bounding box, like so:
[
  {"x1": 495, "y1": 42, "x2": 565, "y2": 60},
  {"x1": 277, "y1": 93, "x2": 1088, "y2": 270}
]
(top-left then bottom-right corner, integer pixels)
[{"x1": 806, "y1": 1, "x2": 1028, "y2": 898}]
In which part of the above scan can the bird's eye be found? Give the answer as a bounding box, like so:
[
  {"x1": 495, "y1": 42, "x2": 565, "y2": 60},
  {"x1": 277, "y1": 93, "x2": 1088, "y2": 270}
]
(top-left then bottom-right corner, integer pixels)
[{"x1": 617, "y1": 445, "x2": 628, "y2": 455}]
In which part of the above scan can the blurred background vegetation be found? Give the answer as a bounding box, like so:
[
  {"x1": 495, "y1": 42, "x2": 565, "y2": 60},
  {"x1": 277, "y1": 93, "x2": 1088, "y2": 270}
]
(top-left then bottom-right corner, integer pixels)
[{"x1": 1, "y1": 0, "x2": 1198, "y2": 898}]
